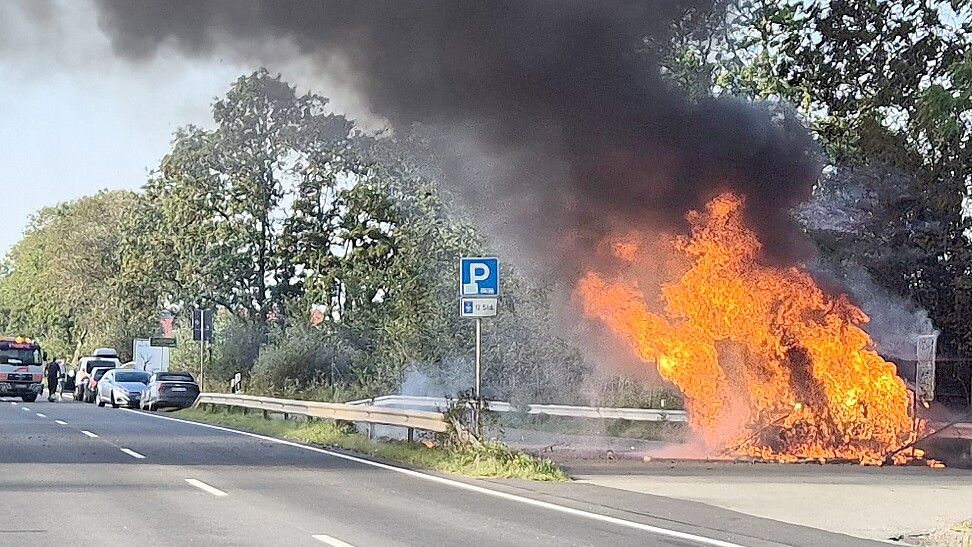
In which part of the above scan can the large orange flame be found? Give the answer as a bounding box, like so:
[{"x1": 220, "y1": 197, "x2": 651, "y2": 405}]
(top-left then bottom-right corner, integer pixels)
[{"x1": 577, "y1": 193, "x2": 915, "y2": 465}]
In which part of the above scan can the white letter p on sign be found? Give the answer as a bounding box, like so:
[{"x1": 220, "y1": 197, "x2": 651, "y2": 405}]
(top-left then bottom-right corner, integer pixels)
[{"x1": 463, "y1": 263, "x2": 490, "y2": 294}]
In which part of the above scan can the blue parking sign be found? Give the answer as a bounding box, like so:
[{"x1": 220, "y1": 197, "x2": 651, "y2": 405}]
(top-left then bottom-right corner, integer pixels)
[{"x1": 460, "y1": 257, "x2": 500, "y2": 297}]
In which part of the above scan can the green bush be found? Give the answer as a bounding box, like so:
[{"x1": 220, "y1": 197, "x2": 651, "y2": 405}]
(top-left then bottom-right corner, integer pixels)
[
  {"x1": 250, "y1": 327, "x2": 353, "y2": 389},
  {"x1": 208, "y1": 319, "x2": 263, "y2": 383}
]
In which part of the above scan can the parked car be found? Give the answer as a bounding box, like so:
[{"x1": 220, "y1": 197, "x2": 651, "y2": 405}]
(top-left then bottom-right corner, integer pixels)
[
  {"x1": 140, "y1": 371, "x2": 199, "y2": 411},
  {"x1": 96, "y1": 369, "x2": 150, "y2": 408},
  {"x1": 82, "y1": 367, "x2": 113, "y2": 403},
  {"x1": 74, "y1": 352, "x2": 120, "y2": 401}
]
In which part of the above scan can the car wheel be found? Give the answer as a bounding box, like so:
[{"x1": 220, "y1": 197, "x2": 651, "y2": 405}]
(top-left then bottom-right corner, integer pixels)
[
  {"x1": 22, "y1": 394, "x2": 37, "y2": 403},
  {"x1": 110, "y1": 393, "x2": 118, "y2": 409},
  {"x1": 97, "y1": 395, "x2": 105, "y2": 407}
]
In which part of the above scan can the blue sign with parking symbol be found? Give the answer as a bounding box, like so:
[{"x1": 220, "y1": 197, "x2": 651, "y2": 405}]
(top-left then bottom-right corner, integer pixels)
[{"x1": 460, "y1": 257, "x2": 499, "y2": 297}]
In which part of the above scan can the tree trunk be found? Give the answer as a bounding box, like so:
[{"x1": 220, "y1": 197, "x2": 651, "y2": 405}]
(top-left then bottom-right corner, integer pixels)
[{"x1": 70, "y1": 328, "x2": 89, "y2": 365}]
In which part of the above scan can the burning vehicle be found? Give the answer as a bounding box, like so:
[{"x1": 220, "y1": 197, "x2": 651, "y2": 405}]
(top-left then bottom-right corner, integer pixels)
[{"x1": 578, "y1": 194, "x2": 922, "y2": 466}]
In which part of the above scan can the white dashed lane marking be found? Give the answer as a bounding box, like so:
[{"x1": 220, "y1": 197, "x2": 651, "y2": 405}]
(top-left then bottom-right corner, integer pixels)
[
  {"x1": 120, "y1": 448, "x2": 145, "y2": 459},
  {"x1": 313, "y1": 534, "x2": 355, "y2": 547},
  {"x1": 184, "y1": 479, "x2": 227, "y2": 497}
]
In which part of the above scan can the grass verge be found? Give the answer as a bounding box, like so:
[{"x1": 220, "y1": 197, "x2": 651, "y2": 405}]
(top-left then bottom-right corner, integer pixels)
[
  {"x1": 496, "y1": 412, "x2": 686, "y2": 442},
  {"x1": 173, "y1": 407, "x2": 568, "y2": 482}
]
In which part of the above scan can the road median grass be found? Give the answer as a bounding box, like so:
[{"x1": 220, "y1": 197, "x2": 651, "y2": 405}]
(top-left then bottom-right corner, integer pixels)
[{"x1": 173, "y1": 406, "x2": 568, "y2": 482}]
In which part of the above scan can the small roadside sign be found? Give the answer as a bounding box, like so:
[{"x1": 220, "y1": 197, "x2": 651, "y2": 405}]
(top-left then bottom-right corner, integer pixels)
[
  {"x1": 460, "y1": 257, "x2": 500, "y2": 297},
  {"x1": 458, "y1": 256, "x2": 501, "y2": 409},
  {"x1": 460, "y1": 297, "x2": 498, "y2": 318},
  {"x1": 149, "y1": 337, "x2": 177, "y2": 348}
]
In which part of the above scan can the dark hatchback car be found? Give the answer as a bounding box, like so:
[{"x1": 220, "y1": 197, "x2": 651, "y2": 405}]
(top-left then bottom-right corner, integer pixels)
[{"x1": 140, "y1": 371, "x2": 199, "y2": 411}]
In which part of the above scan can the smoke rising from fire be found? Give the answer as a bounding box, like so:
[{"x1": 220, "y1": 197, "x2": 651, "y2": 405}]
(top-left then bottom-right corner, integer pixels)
[
  {"x1": 90, "y1": 0, "x2": 821, "y2": 277},
  {"x1": 797, "y1": 165, "x2": 939, "y2": 359}
]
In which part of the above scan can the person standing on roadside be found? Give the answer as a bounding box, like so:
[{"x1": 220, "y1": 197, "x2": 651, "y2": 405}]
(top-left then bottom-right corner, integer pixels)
[{"x1": 45, "y1": 358, "x2": 62, "y2": 402}]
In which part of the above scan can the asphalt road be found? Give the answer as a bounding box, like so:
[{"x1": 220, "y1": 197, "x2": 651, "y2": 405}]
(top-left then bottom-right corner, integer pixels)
[
  {"x1": 569, "y1": 459, "x2": 972, "y2": 542},
  {"x1": 0, "y1": 396, "x2": 883, "y2": 547}
]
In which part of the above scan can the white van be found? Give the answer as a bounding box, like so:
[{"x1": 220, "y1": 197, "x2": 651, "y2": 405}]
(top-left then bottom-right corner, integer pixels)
[{"x1": 73, "y1": 348, "x2": 121, "y2": 401}]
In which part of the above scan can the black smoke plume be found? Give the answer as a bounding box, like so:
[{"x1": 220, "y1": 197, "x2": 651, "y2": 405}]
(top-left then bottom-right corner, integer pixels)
[{"x1": 93, "y1": 0, "x2": 820, "y2": 278}]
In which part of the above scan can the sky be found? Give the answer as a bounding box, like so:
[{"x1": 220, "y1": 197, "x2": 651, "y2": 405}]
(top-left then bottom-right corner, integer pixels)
[{"x1": 0, "y1": 0, "x2": 370, "y2": 255}]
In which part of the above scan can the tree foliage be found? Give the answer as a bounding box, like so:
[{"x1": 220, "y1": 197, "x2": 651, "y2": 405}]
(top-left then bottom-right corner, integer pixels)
[
  {"x1": 0, "y1": 190, "x2": 153, "y2": 361},
  {"x1": 136, "y1": 69, "x2": 353, "y2": 328}
]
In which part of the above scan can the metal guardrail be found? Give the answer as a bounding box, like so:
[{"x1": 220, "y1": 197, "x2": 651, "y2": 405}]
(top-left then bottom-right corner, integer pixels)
[
  {"x1": 346, "y1": 395, "x2": 688, "y2": 423},
  {"x1": 195, "y1": 393, "x2": 449, "y2": 433}
]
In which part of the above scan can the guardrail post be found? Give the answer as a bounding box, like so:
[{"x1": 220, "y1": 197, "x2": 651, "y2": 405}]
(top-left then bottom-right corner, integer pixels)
[
  {"x1": 262, "y1": 409, "x2": 269, "y2": 420},
  {"x1": 407, "y1": 427, "x2": 414, "y2": 443},
  {"x1": 283, "y1": 412, "x2": 290, "y2": 420},
  {"x1": 367, "y1": 422, "x2": 373, "y2": 440}
]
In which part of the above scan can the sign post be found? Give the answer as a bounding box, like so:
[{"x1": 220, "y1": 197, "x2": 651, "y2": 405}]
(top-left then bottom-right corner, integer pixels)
[
  {"x1": 459, "y1": 257, "x2": 499, "y2": 434},
  {"x1": 192, "y1": 309, "x2": 214, "y2": 391},
  {"x1": 475, "y1": 318, "x2": 482, "y2": 399},
  {"x1": 916, "y1": 334, "x2": 938, "y2": 402}
]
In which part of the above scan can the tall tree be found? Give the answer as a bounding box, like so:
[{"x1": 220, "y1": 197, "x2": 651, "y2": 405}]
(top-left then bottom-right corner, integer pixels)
[
  {"x1": 138, "y1": 69, "x2": 352, "y2": 328},
  {"x1": 0, "y1": 190, "x2": 152, "y2": 361}
]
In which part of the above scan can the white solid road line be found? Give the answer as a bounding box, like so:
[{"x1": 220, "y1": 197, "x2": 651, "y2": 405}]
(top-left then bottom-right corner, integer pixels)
[
  {"x1": 131, "y1": 410, "x2": 743, "y2": 547},
  {"x1": 54, "y1": 420, "x2": 67, "y2": 425},
  {"x1": 185, "y1": 478, "x2": 227, "y2": 497},
  {"x1": 120, "y1": 448, "x2": 146, "y2": 459},
  {"x1": 312, "y1": 534, "x2": 355, "y2": 547},
  {"x1": 81, "y1": 430, "x2": 98, "y2": 438},
  {"x1": 35, "y1": 413, "x2": 46, "y2": 418}
]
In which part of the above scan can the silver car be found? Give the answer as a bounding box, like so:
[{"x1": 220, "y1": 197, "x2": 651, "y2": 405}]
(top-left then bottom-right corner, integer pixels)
[{"x1": 96, "y1": 369, "x2": 150, "y2": 408}]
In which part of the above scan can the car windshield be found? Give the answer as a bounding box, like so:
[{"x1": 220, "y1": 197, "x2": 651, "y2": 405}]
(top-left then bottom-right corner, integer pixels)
[
  {"x1": 86, "y1": 360, "x2": 116, "y2": 373},
  {"x1": 116, "y1": 371, "x2": 150, "y2": 383},
  {"x1": 0, "y1": 347, "x2": 41, "y2": 365},
  {"x1": 157, "y1": 373, "x2": 194, "y2": 382}
]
